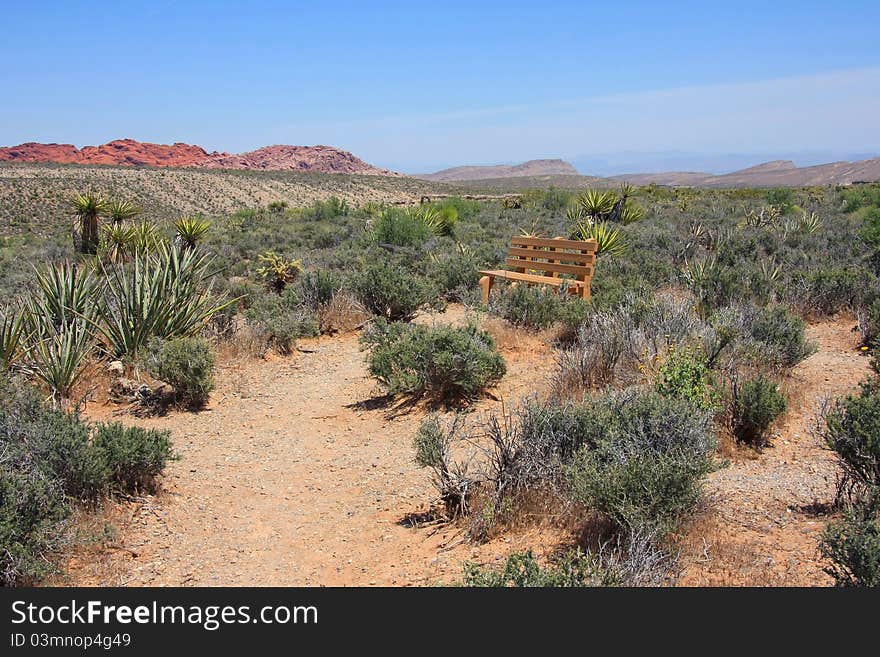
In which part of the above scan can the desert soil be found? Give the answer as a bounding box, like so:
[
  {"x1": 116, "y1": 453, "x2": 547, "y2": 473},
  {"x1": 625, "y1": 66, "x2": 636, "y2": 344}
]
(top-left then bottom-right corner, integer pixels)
[{"x1": 60, "y1": 309, "x2": 869, "y2": 586}]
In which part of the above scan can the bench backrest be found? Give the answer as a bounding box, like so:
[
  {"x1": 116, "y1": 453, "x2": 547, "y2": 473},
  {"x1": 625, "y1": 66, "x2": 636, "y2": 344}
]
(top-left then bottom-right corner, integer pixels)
[{"x1": 506, "y1": 236, "x2": 598, "y2": 283}]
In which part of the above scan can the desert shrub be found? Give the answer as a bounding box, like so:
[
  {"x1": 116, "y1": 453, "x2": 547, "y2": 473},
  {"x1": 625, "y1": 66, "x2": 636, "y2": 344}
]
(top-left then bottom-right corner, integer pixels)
[
  {"x1": 0, "y1": 378, "x2": 99, "y2": 584},
  {"x1": 373, "y1": 208, "x2": 431, "y2": 247},
  {"x1": 821, "y1": 381, "x2": 880, "y2": 500},
  {"x1": 462, "y1": 549, "x2": 618, "y2": 587},
  {"x1": 351, "y1": 261, "x2": 435, "y2": 321},
  {"x1": 317, "y1": 292, "x2": 370, "y2": 334},
  {"x1": 821, "y1": 501, "x2": 880, "y2": 587},
  {"x1": 859, "y1": 298, "x2": 880, "y2": 347},
  {"x1": 565, "y1": 388, "x2": 716, "y2": 536},
  {"x1": 429, "y1": 250, "x2": 481, "y2": 300},
  {"x1": 362, "y1": 320, "x2": 506, "y2": 401},
  {"x1": 92, "y1": 423, "x2": 175, "y2": 492},
  {"x1": 413, "y1": 417, "x2": 476, "y2": 518},
  {"x1": 246, "y1": 288, "x2": 320, "y2": 353},
  {"x1": 296, "y1": 270, "x2": 341, "y2": 310},
  {"x1": 655, "y1": 346, "x2": 720, "y2": 411},
  {"x1": 842, "y1": 184, "x2": 880, "y2": 213},
  {"x1": 729, "y1": 376, "x2": 787, "y2": 447},
  {"x1": 793, "y1": 267, "x2": 871, "y2": 315},
  {"x1": 749, "y1": 305, "x2": 813, "y2": 368},
  {"x1": 554, "y1": 293, "x2": 699, "y2": 395},
  {"x1": 145, "y1": 337, "x2": 215, "y2": 409},
  {"x1": 490, "y1": 284, "x2": 563, "y2": 329}
]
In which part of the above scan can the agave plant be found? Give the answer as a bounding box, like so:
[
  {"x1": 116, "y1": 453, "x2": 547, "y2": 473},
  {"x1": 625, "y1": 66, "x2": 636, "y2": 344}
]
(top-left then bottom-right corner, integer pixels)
[
  {"x1": 95, "y1": 243, "x2": 232, "y2": 360},
  {"x1": 107, "y1": 198, "x2": 141, "y2": 225},
  {"x1": 101, "y1": 223, "x2": 135, "y2": 263},
  {"x1": 71, "y1": 191, "x2": 109, "y2": 255},
  {"x1": 174, "y1": 216, "x2": 211, "y2": 250},
  {"x1": 256, "y1": 251, "x2": 303, "y2": 292},
  {"x1": 573, "y1": 220, "x2": 627, "y2": 256},
  {"x1": 0, "y1": 304, "x2": 26, "y2": 370}
]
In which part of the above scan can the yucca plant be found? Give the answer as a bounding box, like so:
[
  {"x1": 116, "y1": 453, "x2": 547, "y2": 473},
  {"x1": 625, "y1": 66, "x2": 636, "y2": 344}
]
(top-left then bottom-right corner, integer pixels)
[
  {"x1": 577, "y1": 189, "x2": 616, "y2": 220},
  {"x1": 71, "y1": 191, "x2": 109, "y2": 254},
  {"x1": 95, "y1": 244, "x2": 232, "y2": 359},
  {"x1": 620, "y1": 203, "x2": 645, "y2": 225},
  {"x1": 573, "y1": 220, "x2": 627, "y2": 256},
  {"x1": 107, "y1": 199, "x2": 141, "y2": 225},
  {"x1": 797, "y1": 211, "x2": 823, "y2": 234},
  {"x1": 256, "y1": 251, "x2": 303, "y2": 292},
  {"x1": 130, "y1": 220, "x2": 165, "y2": 255},
  {"x1": 174, "y1": 216, "x2": 211, "y2": 250},
  {"x1": 29, "y1": 261, "x2": 102, "y2": 334},
  {"x1": 26, "y1": 318, "x2": 94, "y2": 406},
  {"x1": 565, "y1": 204, "x2": 586, "y2": 224},
  {"x1": 0, "y1": 304, "x2": 26, "y2": 370},
  {"x1": 101, "y1": 223, "x2": 135, "y2": 263}
]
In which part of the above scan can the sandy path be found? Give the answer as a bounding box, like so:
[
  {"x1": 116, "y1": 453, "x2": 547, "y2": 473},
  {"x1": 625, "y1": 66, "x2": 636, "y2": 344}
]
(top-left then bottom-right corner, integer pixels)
[
  {"x1": 680, "y1": 319, "x2": 870, "y2": 585},
  {"x1": 64, "y1": 314, "x2": 869, "y2": 587},
  {"x1": 66, "y1": 309, "x2": 558, "y2": 586}
]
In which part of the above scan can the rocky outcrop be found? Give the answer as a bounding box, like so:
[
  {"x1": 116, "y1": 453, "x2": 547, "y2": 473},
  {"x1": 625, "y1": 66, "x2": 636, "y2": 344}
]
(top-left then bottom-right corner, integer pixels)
[{"x1": 0, "y1": 139, "x2": 397, "y2": 175}]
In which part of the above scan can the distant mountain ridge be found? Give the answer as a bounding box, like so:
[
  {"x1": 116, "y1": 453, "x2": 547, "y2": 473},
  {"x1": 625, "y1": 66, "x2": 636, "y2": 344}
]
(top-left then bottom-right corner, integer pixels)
[
  {"x1": 422, "y1": 156, "x2": 880, "y2": 187},
  {"x1": 419, "y1": 159, "x2": 578, "y2": 182},
  {"x1": 0, "y1": 139, "x2": 399, "y2": 176}
]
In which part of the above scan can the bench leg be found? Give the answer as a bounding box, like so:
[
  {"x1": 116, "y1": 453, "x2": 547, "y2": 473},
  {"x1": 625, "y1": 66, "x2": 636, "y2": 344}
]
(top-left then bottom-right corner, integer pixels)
[{"x1": 480, "y1": 275, "x2": 492, "y2": 305}]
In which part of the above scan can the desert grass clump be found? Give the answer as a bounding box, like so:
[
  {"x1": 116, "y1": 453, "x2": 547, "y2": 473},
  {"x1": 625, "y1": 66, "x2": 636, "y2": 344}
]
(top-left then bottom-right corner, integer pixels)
[{"x1": 362, "y1": 320, "x2": 506, "y2": 402}]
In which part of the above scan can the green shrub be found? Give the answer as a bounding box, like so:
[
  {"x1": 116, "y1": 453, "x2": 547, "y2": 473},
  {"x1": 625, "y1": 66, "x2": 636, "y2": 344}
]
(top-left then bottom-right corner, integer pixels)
[
  {"x1": 821, "y1": 381, "x2": 880, "y2": 497},
  {"x1": 352, "y1": 261, "x2": 435, "y2": 321},
  {"x1": 146, "y1": 337, "x2": 215, "y2": 409},
  {"x1": 565, "y1": 388, "x2": 716, "y2": 536},
  {"x1": 296, "y1": 270, "x2": 341, "y2": 310},
  {"x1": 462, "y1": 549, "x2": 617, "y2": 587},
  {"x1": 821, "y1": 503, "x2": 880, "y2": 587},
  {"x1": 92, "y1": 423, "x2": 175, "y2": 492},
  {"x1": 655, "y1": 346, "x2": 720, "y2": 411},
  {"x1": 246, "y1": 288, "x2": 320, "y2": 353},
  {"x1": 749, "y1": 305, "x2": 813, "y2": 368},
  {"x1": 429, "y1": 251, "x2": 481, "y2": 300},
  {"x1": 361, "y1": 320, "x2": 506, "y2": 401},
  {"x1": 861, "y1": 298, "x2": 880, "y2": 347},
  {"x1": 730, "y1": 376, "x2": 787, "y2": 446},
  {"x1": 490, "y1": 285, "x2": 563, "y2": 329},
  {"x1": 795, "y1": 267, "x2": 871, "y2": 315},
  {"x1": 373, "y1": 208, "x2": 431, "y2": 247}
]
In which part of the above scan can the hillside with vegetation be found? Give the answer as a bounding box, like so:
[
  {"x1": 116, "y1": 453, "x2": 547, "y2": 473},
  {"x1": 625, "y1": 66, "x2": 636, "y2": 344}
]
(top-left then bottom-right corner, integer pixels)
[{"x1": 2, "y1": 171, "x2": 880, "y2": 587}]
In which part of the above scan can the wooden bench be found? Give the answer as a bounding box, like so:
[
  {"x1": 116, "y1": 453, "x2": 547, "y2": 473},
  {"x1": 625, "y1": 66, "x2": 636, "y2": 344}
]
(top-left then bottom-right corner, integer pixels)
[{"x1": 479, "y1": 236, "x2": 598, "y2": 304}]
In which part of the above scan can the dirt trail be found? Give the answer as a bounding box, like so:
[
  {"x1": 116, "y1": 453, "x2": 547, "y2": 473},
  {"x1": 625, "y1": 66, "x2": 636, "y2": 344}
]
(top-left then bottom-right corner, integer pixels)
[
  {"x1": 64, "y1": 313, "x2": 869, "y2": 587},
  {"x1": 67, "y1": 309, "x2": 558, "y2": 586},
  {"x1": 680, "y1": 319, "x2": 870, "y2": 585}
]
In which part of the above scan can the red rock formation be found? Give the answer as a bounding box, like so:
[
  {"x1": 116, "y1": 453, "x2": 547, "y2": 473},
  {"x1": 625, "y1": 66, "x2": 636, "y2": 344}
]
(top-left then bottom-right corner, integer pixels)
[{"x1": 0, "y1": 139, "x2": 397, "y2": 175}]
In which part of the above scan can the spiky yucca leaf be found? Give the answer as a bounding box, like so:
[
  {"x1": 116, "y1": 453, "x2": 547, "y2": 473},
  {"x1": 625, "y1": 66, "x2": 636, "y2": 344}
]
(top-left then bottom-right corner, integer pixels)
[
  {"x1": 26, "y1": 318, "x2": 93, "y2": 406},
  {"x1": 620, "y1": 202, "x2": 645, "y2": 225},
  {"x1": 95, "y1": 243, "x2": 233, "y2": 359},
  {"x1": 29, "y1": 261, "x2": 101, "y2": 336},
  {"x1": 71, "y1": 191, "x2": 109, "y2": 254},
  {"x1": 130, "y1": 220, "x2": 166, "y2": 254},
  {"x1": 101, "y1": 223, "x2": 136, "y2": 263},
  {"x1": 174, "y1": 216, "x2": 211, "y2": 249},
  {"x1": 0, "y1": 305, "x2": 26, "y2": 370},
  {"x1": 108, "y1": 199, "x2": 141, "y2": 224},
  {"x1": 574, "y1": 221, "x2": 627, "y2": 256},
  {"x1": 577, "y1": 190, "x2": 616, "y2": 219}
]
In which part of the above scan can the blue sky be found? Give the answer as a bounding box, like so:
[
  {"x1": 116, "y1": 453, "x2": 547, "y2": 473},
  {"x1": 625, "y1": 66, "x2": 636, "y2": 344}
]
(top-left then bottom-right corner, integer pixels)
[{"x1": 2, "y1": 1, "x2": 879, "y2": 173}]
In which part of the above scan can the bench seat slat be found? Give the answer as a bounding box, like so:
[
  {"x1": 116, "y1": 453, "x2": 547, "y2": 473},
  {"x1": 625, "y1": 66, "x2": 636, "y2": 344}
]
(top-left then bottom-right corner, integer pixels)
[{"x1": 478, "y1": 270, "x2": 587, "y2": 287}]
